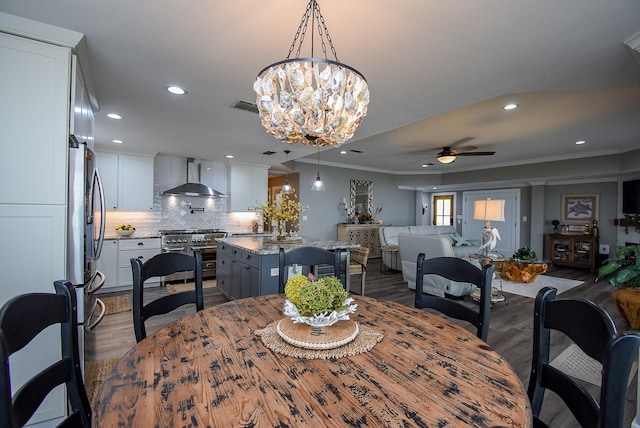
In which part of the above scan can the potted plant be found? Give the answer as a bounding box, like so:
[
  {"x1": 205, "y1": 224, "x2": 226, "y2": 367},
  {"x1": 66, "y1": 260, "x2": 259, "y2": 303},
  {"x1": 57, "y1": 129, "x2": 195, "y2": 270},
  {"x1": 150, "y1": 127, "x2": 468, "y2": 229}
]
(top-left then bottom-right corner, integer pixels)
[
  {"x1": 597, "y1": 245, "x2": 640, "y2": 329},
  {"x1": 358, "y1": 211, "x2": 373, "y2": 224},
  {"x1": 283, "y1": 274, "x2": 356, "y2": 327},
  {"x1": 552, "y1": 219, "x2": 560, "y2": 233},
  {"x1": 512, "y1": 247, "x2": 538, "y2": 262}
]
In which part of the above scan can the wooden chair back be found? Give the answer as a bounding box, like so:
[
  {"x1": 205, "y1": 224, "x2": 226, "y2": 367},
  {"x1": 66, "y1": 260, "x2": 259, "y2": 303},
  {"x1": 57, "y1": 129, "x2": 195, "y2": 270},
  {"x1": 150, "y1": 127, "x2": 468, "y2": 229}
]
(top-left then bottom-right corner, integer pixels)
[
  {"x1": 527, "y1": 286, "x2": 633, "y2": 428},
  {"x1": 0, "y1": 280, "x2": 91, "y2": 428},
  {"x1": 278, "y1": 247, "x2": 343, "y2": 293},
  {"x1": 415, "y1": 254, "x2": 494, "y2": 341},
  {"x1": 349, "y1": 247, "x2": 369, "y2": 295},
  {"x1": 131, "y1": 251, "x2": 204, "y2": 342}
]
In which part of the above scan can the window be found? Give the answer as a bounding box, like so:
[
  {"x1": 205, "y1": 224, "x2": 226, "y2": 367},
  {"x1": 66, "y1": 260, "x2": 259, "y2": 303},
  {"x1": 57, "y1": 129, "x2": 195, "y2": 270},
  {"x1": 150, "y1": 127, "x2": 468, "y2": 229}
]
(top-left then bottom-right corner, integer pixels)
[{"x1": 433, "y1": 195, "x2": 454, "y2": 226}]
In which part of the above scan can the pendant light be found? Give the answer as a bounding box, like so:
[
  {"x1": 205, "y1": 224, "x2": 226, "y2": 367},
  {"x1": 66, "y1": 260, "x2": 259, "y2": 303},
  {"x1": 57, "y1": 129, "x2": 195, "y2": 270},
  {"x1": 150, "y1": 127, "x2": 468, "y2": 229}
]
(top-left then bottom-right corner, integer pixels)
[
  {"x1": 282, "y1": 150, "x2": 293, "y2": 194},
  {"x1": 311, "y1": 147, "x2": 325, "y2": 191},
  {"x1": 254, "y1": 0, "x2": 370, "y2": 148}
]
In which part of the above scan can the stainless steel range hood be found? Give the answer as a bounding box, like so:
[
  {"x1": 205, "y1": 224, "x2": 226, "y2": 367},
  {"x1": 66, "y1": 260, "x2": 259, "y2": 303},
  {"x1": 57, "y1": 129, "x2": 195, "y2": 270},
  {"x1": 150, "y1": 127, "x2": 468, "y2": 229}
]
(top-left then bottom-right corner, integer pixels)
[{"x1": 162, "y1": 158, "x2": 227, "y2": 198}]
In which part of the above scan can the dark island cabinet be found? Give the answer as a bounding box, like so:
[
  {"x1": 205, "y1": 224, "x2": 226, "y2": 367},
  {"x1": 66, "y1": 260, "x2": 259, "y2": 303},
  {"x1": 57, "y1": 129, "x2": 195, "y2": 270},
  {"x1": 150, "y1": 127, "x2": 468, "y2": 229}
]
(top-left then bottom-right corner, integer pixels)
[{"x1": 216, "y1": 242, "x2": 278, "y2": 300}]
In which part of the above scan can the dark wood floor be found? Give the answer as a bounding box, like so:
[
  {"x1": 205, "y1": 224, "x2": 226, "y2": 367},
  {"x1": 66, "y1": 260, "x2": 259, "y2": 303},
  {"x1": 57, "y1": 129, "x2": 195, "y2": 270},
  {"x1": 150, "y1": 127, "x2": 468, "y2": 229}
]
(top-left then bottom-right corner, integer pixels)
[{"x1": 86, "y1": 259, "x2": 637, "y2": 427}]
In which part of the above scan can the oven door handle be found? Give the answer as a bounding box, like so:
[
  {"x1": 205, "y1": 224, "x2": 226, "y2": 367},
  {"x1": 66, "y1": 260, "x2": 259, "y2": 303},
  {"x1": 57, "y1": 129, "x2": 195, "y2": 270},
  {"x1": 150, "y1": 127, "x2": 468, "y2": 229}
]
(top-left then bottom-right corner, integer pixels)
[
  {"x1": 191, "y1": 246, "x2": 217, "y2": 251},
  {"x1": 163, "y1": 247, "x2": 186, "y2": 252}
]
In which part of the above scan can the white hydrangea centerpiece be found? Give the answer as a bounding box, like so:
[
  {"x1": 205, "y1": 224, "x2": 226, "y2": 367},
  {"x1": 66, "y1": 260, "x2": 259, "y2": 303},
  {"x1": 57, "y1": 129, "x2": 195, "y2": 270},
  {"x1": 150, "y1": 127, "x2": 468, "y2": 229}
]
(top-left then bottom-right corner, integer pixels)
[{"x1": 283, "y1": 274, "x2": 357, "y2": 327}]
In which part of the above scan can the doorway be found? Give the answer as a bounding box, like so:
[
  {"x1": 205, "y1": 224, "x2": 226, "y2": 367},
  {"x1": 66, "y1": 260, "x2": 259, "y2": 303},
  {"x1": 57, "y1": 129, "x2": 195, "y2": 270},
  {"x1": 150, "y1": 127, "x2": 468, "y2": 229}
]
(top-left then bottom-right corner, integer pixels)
[{"x1": 433, "y1": 194, "x2": 454, "y2": 226}]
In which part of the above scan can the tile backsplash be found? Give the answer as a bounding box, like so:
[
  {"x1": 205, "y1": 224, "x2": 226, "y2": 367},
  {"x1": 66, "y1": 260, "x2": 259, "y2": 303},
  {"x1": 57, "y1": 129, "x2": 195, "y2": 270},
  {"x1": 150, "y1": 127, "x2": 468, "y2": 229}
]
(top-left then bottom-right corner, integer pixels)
[{"x1": 103, "y1": 154, "x2": 259, "y2": 237}]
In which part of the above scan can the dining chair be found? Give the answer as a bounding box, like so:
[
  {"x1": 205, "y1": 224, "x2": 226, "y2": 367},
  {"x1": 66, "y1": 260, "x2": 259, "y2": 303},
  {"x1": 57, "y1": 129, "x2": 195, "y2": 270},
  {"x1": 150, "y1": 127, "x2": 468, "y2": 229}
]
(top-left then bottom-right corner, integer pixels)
[
  {"x1": 348, "y1": 247, "x2": 369, "y2": 295},
  {"x1": 0, "y1": 280, "x2": 92, "y2": 428},
  {"x1": 278, "y1": 247, "x2": 343, "y2": 293},
  {"x1": 414, "y1": 254, "x2": 494, "y2": 341},
  {"x1": 131, "y1": 250, "x2": 204, "y2": 342},
  {"x1": 527, "y1": 286, "x2": 637, "y2": 428}
]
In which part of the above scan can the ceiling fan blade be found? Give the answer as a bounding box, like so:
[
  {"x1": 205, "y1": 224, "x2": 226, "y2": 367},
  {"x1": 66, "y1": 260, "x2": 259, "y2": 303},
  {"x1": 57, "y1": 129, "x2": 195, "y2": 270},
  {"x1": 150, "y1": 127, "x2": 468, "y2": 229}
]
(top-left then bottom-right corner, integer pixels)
[
  {"x1": 449, "y1": 137, "x2": 475, "y2": 149},
  {"x1": 457, "y1": 151, "x2": 495, "y2": 156}
]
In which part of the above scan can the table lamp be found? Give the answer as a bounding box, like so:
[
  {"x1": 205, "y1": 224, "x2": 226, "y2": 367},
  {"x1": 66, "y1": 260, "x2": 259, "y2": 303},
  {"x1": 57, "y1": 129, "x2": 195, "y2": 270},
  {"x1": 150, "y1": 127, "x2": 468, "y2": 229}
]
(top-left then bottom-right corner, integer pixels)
[{"x1": 473, "y1": 199, "x2": 505, "y2": 257}]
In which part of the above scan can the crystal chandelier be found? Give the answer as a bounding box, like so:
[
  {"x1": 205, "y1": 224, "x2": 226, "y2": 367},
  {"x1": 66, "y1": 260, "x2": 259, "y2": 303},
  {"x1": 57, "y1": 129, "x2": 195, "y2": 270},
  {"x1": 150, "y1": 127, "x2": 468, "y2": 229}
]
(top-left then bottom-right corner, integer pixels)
[{"x1": 254, "y1": 0, "x2": 370, "y2": 148}]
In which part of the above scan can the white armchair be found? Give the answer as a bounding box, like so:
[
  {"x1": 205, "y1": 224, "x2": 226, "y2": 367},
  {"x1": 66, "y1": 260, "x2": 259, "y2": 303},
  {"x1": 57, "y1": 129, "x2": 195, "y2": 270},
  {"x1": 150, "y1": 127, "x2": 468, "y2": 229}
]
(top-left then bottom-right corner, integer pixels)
[{"x1": 398, "y1": 233, "x2": 478, "y2": 297}]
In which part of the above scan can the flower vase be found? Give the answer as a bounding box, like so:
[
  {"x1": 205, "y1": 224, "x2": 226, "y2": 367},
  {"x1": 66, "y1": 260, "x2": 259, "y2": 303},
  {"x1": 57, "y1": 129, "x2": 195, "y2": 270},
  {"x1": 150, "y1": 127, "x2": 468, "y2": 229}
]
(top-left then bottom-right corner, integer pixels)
[{"x1": 278, "y1": 220, "x2": 288, "y2": 240}]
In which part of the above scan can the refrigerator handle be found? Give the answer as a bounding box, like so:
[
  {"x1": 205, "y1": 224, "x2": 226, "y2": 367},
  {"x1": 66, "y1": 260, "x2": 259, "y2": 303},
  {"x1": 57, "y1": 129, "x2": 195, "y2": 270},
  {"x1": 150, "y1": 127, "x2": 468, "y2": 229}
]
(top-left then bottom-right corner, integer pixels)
[{"x1": 93, "y1": 168, "x2": 106, "y2": 260}]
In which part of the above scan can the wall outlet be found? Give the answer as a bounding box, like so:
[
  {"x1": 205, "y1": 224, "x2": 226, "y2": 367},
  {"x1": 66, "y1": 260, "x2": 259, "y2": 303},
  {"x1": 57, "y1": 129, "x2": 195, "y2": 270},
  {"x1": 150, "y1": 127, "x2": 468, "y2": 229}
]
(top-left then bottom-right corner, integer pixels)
[
  {"x1": 599, "y1": 244, "x2": 610, "y2": 255},
  {"x1": 270, "y1": 267, "x2": 279, "y2": 276}
]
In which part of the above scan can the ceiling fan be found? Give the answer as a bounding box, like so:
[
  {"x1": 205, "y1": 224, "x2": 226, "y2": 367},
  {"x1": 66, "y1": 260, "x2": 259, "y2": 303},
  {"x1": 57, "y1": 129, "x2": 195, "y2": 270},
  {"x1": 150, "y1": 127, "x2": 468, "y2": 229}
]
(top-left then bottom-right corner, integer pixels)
[
  {"x1": 436, "y1": 146, "x2": 495, "y2": 164},
  {"x1": 408, "y1": 137, "x2": 496, "y2": 165}
]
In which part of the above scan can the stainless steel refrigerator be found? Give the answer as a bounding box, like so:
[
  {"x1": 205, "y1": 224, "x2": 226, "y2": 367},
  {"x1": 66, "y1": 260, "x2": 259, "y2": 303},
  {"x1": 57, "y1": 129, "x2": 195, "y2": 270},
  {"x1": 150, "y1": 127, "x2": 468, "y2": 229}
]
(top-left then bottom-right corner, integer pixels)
[{"x1": 68, "y1": 136, "x2": 106, "y2": 366}]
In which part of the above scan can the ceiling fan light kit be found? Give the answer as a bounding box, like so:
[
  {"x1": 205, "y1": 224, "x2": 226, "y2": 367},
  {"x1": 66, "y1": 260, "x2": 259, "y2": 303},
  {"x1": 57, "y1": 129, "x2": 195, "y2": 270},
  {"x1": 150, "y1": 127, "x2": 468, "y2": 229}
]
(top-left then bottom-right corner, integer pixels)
[
  {"x1": 254, "y1": 0, "x2": 370, "y2": 148},
  {"x1": 437, "y1": 154, "x2": 457, "y2": 164}
]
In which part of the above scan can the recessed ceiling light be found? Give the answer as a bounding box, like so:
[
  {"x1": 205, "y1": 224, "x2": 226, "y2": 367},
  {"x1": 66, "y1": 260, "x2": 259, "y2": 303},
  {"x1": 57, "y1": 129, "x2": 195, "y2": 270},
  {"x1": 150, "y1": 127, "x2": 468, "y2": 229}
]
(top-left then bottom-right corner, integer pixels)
[
  {"x1": 112, "y1": 139, "x2": 124, "y2": 144},
  {"x1": 421, "y1": 164, "x2": 430, "y2": 168},
  {"x1": 107, "y1": 113, "x2": 123, "y2": 120},
  {"x1": 575, "y1": 140, "x2": 586, "y2": 145},
  {"x1": 340, "y1": 150, "x2": 347, "y2": 154},
  {"x1": 503, "y1": 103, "x2": 518, "y2": 110},
  {"x1": 166, "y1": 86, "x2": 187, "y2": 95},
  {"x1": 226, "y1": 155, "x2": 234, "y2": 159}
]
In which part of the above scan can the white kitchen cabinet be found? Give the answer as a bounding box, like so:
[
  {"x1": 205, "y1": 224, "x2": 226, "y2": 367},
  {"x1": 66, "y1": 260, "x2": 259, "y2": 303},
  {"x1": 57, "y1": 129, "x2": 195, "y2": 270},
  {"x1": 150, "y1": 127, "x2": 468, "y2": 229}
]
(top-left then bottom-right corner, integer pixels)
[
  {"x1": 96, "y1": 239, "x2": 118, "y2": 289},
  {"x1": 95, "y1": 237, "x2": 161, "y2": 292},
  {"x1": 96, "y1": 151, "x2": 154, "y2": 210},
  {"x1": 96, "y1": 151, "x2": 119, "y2": 209},
  {"x1": 117, "y1": 238, "x2": 161, "y2": 288},
  {"x1": 70, "y1": 55, "x2": 94, "y2": 150},
  {"x1": 0, "y1": 32, "x2": 70, "y2": 206},
  {"x1": 0, "y1": 26, "x2": 78, "y2": 425},
  {"x1": 228, "y1": 163, "x2": 268, "y2": 211}
]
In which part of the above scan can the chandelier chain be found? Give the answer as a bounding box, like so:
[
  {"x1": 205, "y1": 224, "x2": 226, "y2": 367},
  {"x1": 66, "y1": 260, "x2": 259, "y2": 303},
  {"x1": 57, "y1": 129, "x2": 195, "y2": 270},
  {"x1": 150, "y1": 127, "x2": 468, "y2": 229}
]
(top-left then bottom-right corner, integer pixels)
[
  {"x1": 285, "y1": 0, "x2": 338, "y2": 61},
  {"x1": 288, "y1": 1, "x2": 312, "y2": 59},
  {"x1": 314, "y1": 3, "x2": 338, "y2": 61}
]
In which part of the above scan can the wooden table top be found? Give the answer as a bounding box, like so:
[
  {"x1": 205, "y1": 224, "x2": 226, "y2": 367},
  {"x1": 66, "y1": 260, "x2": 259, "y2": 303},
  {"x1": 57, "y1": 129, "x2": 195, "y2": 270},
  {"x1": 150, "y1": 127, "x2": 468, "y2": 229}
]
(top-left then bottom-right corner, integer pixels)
[{"x1": 95, "y1": 295, "x2": 532, "y2": 427}]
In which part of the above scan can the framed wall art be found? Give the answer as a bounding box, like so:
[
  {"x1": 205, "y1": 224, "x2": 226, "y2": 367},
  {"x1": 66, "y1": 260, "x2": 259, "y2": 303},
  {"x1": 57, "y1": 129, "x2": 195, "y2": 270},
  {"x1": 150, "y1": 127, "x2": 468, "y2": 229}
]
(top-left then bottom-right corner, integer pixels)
[{"x1": 562, "y1": 194, "x2": 598, "y2": 222}]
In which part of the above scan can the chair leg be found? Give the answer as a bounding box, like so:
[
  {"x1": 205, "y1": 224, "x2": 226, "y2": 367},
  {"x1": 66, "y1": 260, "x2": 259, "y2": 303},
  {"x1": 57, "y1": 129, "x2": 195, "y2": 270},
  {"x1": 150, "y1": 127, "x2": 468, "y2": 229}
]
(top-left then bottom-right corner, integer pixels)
[{"x1": 361, "y1": 271, "x2": 366, "y2": 296}]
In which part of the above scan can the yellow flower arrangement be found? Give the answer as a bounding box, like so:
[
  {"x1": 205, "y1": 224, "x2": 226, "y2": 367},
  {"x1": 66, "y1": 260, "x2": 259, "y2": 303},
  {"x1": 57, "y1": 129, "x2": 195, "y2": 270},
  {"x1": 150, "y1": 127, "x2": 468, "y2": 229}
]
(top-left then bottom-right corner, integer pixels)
[{"x1": 250, "y1": 192, "x2": 309, "y2": 237}]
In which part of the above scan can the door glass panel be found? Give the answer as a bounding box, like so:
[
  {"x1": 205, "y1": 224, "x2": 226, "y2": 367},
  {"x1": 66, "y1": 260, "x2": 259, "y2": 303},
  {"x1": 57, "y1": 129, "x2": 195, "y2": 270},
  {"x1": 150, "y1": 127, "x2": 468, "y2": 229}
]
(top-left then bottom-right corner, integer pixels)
[{"x1": 433, "y1": 195, "x2": 454, "y2": 226}]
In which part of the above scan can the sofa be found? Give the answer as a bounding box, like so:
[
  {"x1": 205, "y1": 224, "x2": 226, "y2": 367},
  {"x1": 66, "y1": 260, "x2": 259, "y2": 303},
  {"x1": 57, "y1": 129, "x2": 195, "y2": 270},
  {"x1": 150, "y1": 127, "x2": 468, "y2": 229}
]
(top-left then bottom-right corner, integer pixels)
[{"x1": 379, "y1": 225, "x2": 481, "y2": 297}]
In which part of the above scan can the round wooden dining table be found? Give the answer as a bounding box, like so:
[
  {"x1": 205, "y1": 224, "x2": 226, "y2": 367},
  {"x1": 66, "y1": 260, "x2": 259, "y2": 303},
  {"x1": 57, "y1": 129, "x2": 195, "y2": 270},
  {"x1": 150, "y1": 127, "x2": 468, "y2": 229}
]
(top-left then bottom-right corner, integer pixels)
[{"x1": 95, "y1": 294, "x2": 532, "y2": 427}]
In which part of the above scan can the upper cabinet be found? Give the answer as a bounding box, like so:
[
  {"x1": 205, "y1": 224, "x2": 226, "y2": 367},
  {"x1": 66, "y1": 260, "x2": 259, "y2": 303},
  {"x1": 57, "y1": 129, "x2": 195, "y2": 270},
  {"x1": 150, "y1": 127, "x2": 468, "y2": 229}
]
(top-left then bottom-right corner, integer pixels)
[
  {"x1": 70, "y1": 56, "x2": 94, "y2": 150},
  {"x1": 97, "y1": 151, "x2": 154, "y2": 210},
  {"x1": 228, "y1": 163, "x2": 268, "y2": 212},
  {"x1": 0, "y1": 32, "x2": 71, "y2": 205}
]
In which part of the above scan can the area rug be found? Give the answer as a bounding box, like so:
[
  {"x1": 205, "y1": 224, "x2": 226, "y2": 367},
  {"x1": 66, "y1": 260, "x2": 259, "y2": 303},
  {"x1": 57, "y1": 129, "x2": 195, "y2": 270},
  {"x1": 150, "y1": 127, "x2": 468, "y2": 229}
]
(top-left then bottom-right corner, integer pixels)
[
  {"x1": 101, "y1": 295, "x2": 131, "y2": 315},
  {"x1": 496, "y1": 275, "x2": 583, "y2": 298},
  {"x1": 550, "y1": 344, "x2": 638, "y2": 387},
  {"x1": 84, "y1": 358, "x2": 119, "y2": 410},
  {"x1": 167, "y1": 279, "x2": 217, "y2": 294}
]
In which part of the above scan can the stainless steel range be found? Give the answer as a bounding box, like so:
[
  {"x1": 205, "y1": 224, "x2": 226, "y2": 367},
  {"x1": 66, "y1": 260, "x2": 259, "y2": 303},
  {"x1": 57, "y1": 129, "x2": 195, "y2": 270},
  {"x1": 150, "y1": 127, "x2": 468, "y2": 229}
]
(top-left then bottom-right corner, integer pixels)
[{"x1": 159, "y1": 229, "x2": 227, "y2": 280}]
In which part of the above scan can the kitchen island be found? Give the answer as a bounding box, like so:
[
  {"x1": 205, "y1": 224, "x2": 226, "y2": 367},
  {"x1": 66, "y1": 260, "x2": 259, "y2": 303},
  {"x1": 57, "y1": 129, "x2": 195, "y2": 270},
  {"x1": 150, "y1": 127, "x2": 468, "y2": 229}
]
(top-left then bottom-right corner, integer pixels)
[{"x1": 216, "y1": 236, "x2": 358, "y2": 300}]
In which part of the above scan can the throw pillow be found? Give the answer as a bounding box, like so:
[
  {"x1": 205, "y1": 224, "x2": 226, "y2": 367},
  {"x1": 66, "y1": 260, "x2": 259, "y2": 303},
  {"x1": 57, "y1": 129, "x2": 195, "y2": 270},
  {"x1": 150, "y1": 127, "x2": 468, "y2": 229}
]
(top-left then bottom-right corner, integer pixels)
[{"x1": 451, "y1": 233, "x2": 472, "y2": 247}]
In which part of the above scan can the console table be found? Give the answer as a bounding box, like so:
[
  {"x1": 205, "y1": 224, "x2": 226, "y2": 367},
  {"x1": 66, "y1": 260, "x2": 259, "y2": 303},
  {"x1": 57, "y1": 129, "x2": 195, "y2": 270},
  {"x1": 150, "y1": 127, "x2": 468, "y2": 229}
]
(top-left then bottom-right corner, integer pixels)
[
  {"x1": 337, "y1": 223, "x2": 388, "y2": 258},
  {"x1": 547, "y1": 233, "x2": 598, "y2": 271}
]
